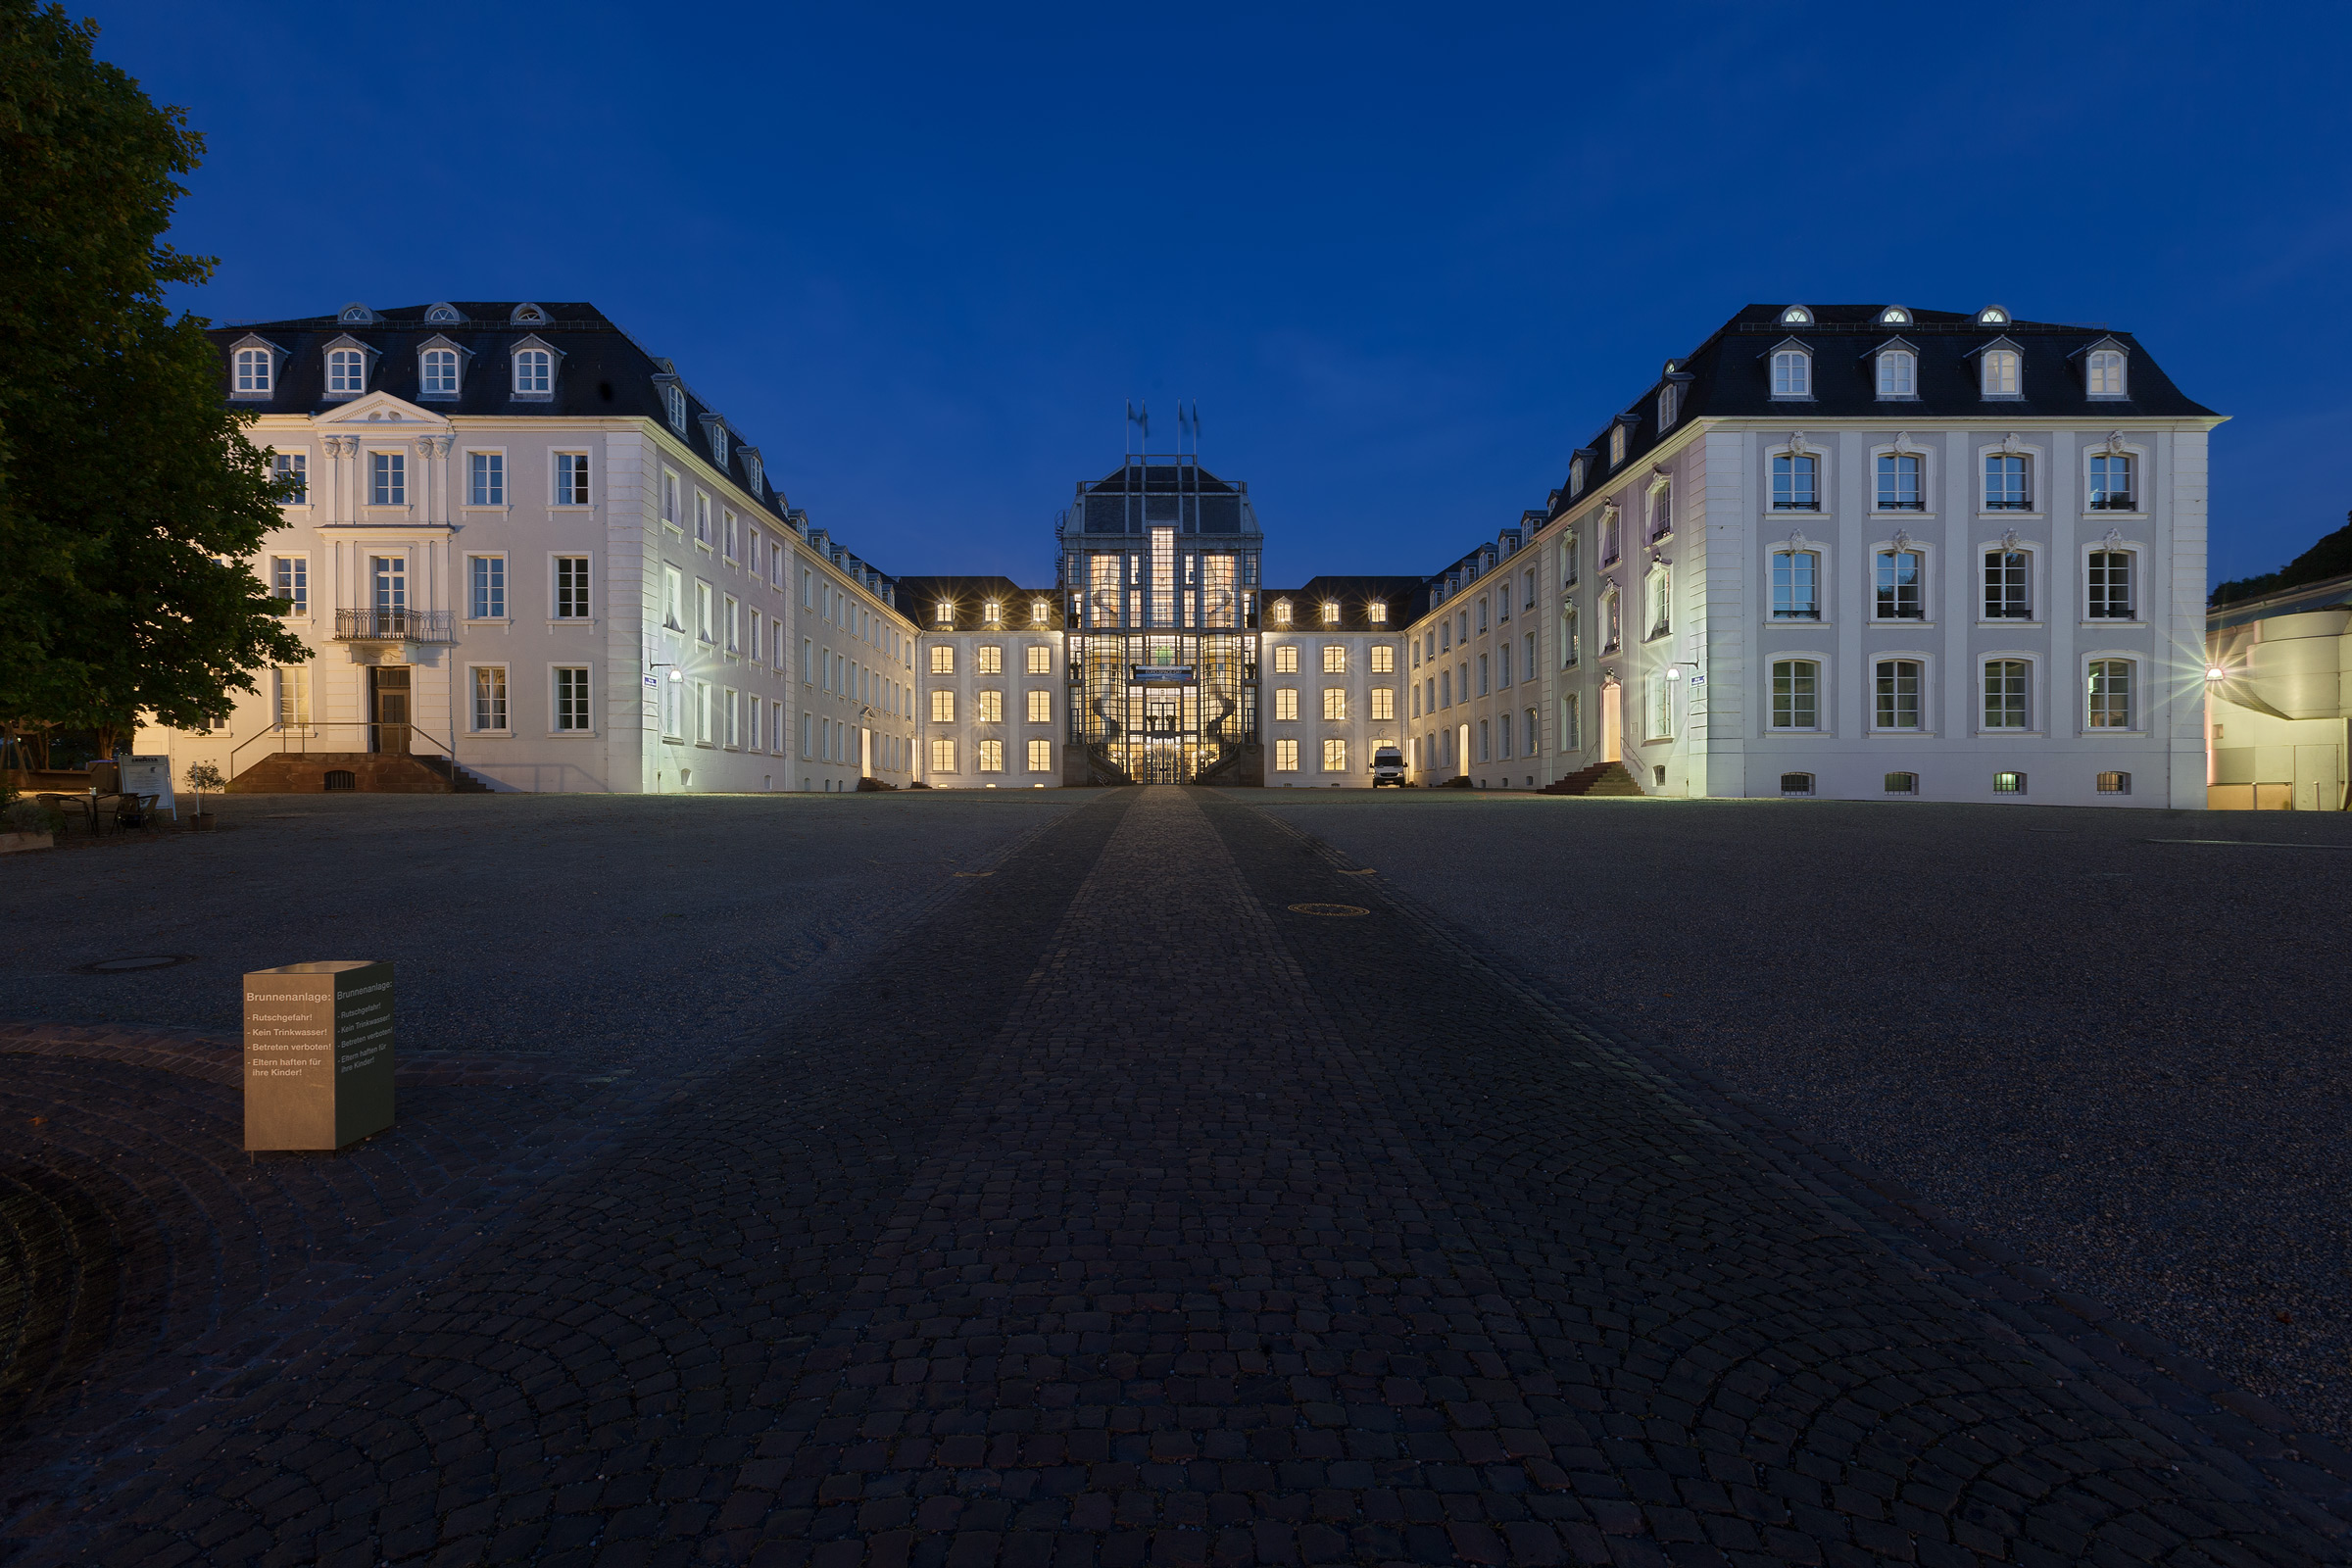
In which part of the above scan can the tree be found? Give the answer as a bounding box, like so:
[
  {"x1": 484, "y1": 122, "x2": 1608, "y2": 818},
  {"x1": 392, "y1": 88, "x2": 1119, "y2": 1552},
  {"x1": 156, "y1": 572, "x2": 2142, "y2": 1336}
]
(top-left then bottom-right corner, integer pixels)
[
  {"x1": 2210, "y1": 512, "x2": 2352, "y2": 607},
  {"x1": 0, "y1": 1, "x2": 304, "y2": 765}
]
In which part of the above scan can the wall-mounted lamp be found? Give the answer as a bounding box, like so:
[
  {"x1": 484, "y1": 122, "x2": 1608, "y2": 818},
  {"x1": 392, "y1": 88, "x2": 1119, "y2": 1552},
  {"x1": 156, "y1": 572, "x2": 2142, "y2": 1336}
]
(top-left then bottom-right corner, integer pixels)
[{"x1": 2205, "y1": 665, "x2": 2227, "y2": 683}]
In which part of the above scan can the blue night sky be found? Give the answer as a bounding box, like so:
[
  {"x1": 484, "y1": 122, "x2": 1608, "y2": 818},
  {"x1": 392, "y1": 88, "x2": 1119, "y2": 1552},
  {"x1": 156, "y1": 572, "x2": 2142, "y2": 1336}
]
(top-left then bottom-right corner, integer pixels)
[{"x1": 89, "y1": 2, "x2": 2352, "y2": 591}]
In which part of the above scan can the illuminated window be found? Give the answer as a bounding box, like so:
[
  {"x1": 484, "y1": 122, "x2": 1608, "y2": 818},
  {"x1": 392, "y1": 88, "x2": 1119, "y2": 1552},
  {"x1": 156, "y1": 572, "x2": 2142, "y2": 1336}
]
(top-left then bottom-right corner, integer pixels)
[
  {"x1": 1273, "y1": 687, "x2": 1298, "y2": 721},
  {"x1": 1274, "y1": 738, "x2": 1298, "y2": 772},
  {"x1": 976, "y1": 690, "x2": 1003, "y2": 723},
  {"x1": 978, "y1": 645, "x2": 1002, "y2": 675},
  {"x1": 1273, "y1": 599, "x2": 1292, "y2": 626},
  {"x1": 1323, "y1": 687, "x2": 1348, "y2": 720},
  {"x1": 1368, "y1": 601, "x2": 1387, "y2": 623},
  {"x1": 1321, "y1": 601, "x2": 1340, "y2": 624},
  {"x1": 1322, "y1": 738, "x2": 1348, "y2": 773},
  {"x1": 1031, "y1": 598, "x2": 1049, "y2": 623},
  {"x1": 983, "y1": 602, "x2": 1003, "y2": 626},
  {"x1": 2086, "y1": 350, "x2": 2128, "y2": 398},
  {"x1": 2097, "y1": 770, "x2": 2131, "y2": 795},
  {"x1": 1273, "y1": 643, "x2": 1298, "y2": 674},
  {"x1": 1026, "y1": 688, "x2": 1052, "y2": 723},
  {"x1": 931, "y1": 737, "x2": 957, "y2": 773},
  {"x1": 1993, "y1": 770, "x2": 2027, "y2": 795},
  {"x1": 930, "y1": 689, "x2": 956, "y2": 723},
  {"x1": 1025, "y1": 644, "x2": 1052, "y2": 675},
  {"x1": 1028, "y1": 738, "x2": 1054, "y2": 772},
  {"x1": 1370, "y1": 687, "x2": 1395, "y2": 720},
  {"x1": 930, "y1": 645, "x2": 955, "y2": 674},
  {"x1": 1321, "y1": 644, "x2": 1347, "y2": 673},
  {"x1": 978, "y1": 739, "x2": 1004, "y2": 772},
  {"x1": 2087, "y1": 660, "x2": 2133, "y2": 728},
  {"x1": 1609, "y1": 424, "x2": 1627, "y2": 466},
  {"x1": 1371, "y1": 644, "x2": 1394, "y2": 673}
]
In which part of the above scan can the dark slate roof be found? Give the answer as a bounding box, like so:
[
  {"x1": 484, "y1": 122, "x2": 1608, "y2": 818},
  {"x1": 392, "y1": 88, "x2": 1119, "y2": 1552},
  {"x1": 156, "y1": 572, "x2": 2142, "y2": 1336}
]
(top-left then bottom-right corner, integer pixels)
[
  {"x1": 896, "y1": 575, "x2": 1065, "y2": 632},
  {"x1": 1067, "y1": 457, "x2": 1258, "y2": 537},
  {"x1": 2207, "y1": 571, "x2": 2352, "y2": 632},
  {"x1": 1262, "y1": 575, "x2": 1429, "y2": 633},
  {"x1": 1544, "y1": 304, "x2": 2221, "y2": 526},
  {"x1": 206, "y1": 302, "x2": 791, "y2": 521}
]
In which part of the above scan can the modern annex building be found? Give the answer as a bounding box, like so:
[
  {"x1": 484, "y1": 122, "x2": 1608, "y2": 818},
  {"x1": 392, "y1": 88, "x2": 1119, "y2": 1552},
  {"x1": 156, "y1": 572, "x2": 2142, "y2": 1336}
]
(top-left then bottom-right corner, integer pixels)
[{"x1": 166, "y1": 300, "x2": 2225, "y2": 807}]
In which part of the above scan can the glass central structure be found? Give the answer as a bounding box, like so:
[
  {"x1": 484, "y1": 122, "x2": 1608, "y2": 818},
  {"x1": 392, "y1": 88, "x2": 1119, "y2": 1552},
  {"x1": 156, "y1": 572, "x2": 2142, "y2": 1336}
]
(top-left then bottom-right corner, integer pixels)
[{"x1": 1059, "y1": 453, "x2": 1262, "y2": 783}]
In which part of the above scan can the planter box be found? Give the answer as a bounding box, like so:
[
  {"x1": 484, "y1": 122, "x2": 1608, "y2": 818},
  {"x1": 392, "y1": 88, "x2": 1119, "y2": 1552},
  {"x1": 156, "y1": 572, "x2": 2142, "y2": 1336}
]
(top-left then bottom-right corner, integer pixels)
[{"x1": 0, "y1": 830, "x2": 54, "y2": 854}]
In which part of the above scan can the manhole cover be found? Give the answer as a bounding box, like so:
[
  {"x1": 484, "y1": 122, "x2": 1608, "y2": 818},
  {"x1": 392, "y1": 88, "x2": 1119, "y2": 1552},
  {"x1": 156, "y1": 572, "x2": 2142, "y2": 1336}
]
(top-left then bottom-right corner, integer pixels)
[
  {"x1": 1287, "y1": 903, "x2": 1368, "y2": 917},
  {"x1": 74, "y1": 955, "x2": 196, "y2": 974}
]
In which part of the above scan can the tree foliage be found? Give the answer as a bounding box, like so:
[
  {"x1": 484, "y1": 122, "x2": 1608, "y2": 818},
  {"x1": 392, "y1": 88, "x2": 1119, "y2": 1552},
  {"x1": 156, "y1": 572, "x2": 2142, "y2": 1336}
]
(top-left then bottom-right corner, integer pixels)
[
  {"x1": 0, "y1": 0, "x2": 303, "y2": 746},
  {"x1": 2210, "y1": 512, "x2": 2352, "y2": 607}
]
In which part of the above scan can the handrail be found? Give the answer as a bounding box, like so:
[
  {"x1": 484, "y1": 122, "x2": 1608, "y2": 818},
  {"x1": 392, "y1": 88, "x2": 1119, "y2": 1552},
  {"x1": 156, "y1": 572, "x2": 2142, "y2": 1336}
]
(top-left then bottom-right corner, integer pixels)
[{"x1": 226, "y1": 719, "x2": 457, "y2": 777}]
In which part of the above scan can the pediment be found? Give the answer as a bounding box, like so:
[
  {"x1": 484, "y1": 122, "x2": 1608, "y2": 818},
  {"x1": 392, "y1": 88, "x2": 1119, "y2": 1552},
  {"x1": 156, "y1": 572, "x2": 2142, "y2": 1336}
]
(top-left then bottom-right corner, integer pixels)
[
  {"x1": 1964, "y1": 335, "x2": 2025, "y2": 360},
  {"x1": 313, "y1": 390, "x2": 448, "y2": 428},
  {"x1": 1861, "y1": 335, "x2": 1919, "y2": 359},
  {"x1": 2068, "y1": 335, "x2": 2130, "y2": 361},
  {"x1": 416, "y1": 333, "x2": 471, "y2": 360}
]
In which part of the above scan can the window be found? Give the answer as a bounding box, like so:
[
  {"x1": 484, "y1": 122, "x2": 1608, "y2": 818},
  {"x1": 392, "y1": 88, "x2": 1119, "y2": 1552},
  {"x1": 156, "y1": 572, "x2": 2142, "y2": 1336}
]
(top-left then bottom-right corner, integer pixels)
[
  {"x1": 2087, "y1": 350, "x2": 2128, "y2": 398},
  {"x1": 1523, "y1": 569, "x2": 1537, "y2": 612},
  {"x1": 930, "y1": 645, "x2": 954, "y2": 675},
  {"x1": 1983, "y1": 660, "x2": 2030, "y2": 729},
  {"x1": 369, "y1": 451, "x2": 406, "y2": 506},
  {"x1": 696, "y1": 581, "x2": 713, "y2": 643},
  {"x1": 979, "y1": 739, "x2": 1004, "y2": 773},
  {"x1": 556, "y1": 453, "x2": 590, "y2": 506},
  {"x1": 1875, "y1": 660, "x2": 1923, "y2": 729},
  {"x1": 2088, "y1": 453, "x2": 2133, "y2": 511},
  {"x1": 1322, "y1": 644, "x2": 1347, "y2": 673},
  {"x1": 1561, "y1": 607, "x2": 1579, "y2": 666},
  {"x1": 1273, "y1": 599, "x2": 1292, "y2": 626},
  {"x1": 1478, "y1": 720, "x2": 1491, "y2": 761},
  {"x1": 1026, "y1": 644, "x2": 1052, "y2": 675},
  {"x1": 1645, "y1": 671, "x2": 1672, "y2": 740},
  {"x1": 1274, "y1": 688, "x2": 1298, "y2": 721},
  {"x1": 1562, "y1": 531, "x2": 1580, "y2": 587},
  {"x1": 978, "y1": 645, "x2": 1003, "y2": 675},
  {"x1": 1273, "y1": 644, "x2": 1298, "y2": 674},
  {"x1": 1781, "y1": 773, "x2": 1815, "y2": 796},
  {"x1": 469, "y1": 556, "x2": 507, "y2": 619},
  {"x1": 514, "y1": 348, "x2": 553, "y2": 395},
  {"x1": 1477, "y1": 597, "x2": 1491, "y2": 635},
  {"x1": 1876, "y1": 350, "x2": 1916, "y2": 399},
  {"x1": 1029, "y1": 738, "x2": 1054, "y2": 772},
  {"x1": 1498, "y1": 643, "x2": 1512, "y2": 686},
  {"x1": 234, "y1": 346, "x2": 273, "y2": 395},
  {"x1": 1273, "y1": 738, "x2": 1298, "y2": 772},
  {"x1": 554, "y1": 666, "x2": 591, "y2": 732},
  {"x1": 1645, "y1": 564, "x2": 1670, "y2": 638},
  {"x1": 1609, "y1": 424, "x2": 1627, "y2": 466},
  {"x1": 1984, "y1": 550, "x2": 2032, "y2": 619},
  {"x1": 420, "y1": 348, "x2": 459, "y2": 396},
  {"x1": 663, "y1": 471, "x2": 681, "y2": 530},
  {"x1": 270, "y1": 556, "x2": 307, "y2": 613},
  {"x1": 747, "y1": 695, "x2": 761, "y2": 752},
  {"x1": 468, "y1": 665, "x2": 507, "y2": 732},
  {"x1": 466, "y1": 451, "x2": 504, "y2": 507},
  {"x1": 930, "y1": 689, "x2": 956, "y2": 723},
  {"x1": 549, "y1": 556, "x2": 588, "y2": 618},
  {"x1": 1322, "y1": 738, "x2": 1348, "y2": 773},
  {"x1": 1368, "y1": 601, "x2": 1388, "y2": 623},
  {"x1": 976, "y1": 690, "x2": 1003, "y2": 723},
  {"x1": 326, "y1": 348, "x2": 366, "y2": 394},
  {"x1": 1562, "y1": 693, "x2": 1580, "y2": 751},
  {"x1": 709, "y1": 422, "x2": 729, "y2": 469},
  {"x1": 1772, "y1": 453, "x2": 1819, "y2": 510},
  {"x1": 724, "y1": 595, "x2": 740, "y2": 653},
  {"x1": 1322, "y1": 688, "x2": 1347, "y2": 720},
  {"x1": 275, "y1": 663, "x2": 311, "y2": 728},
  {"x1": 1993, "y1": 771, "x2": 2027, "y2": 795},
  {"x1": 664, "y1": 383, "x2": 687, "y2": 431},
  {"x1": 1981, "y1": 349, "x2": 2021, "y2": 398},
  {"x1": 1321, "y1": 601, "x2": 1340, "y2": 625},
  {"x1": 272, "y1": 452, "x2": 307, "y2": 504},
  {"x1": 1601, "y1": 589, "x2": 1621, "y2": 653},
  {"x1": 1772, "y1": 549, "x2": 1820, "y2": 620},
  {"x1": 1569, "y1": 457, "x2": 1587, "y2": 497},
  {"x1": 1771, "y1": 660, "x2": 1820, "y2": 729},
  {"x1": 1026, "y1": 688, "x2": 1052, "y2": 723},
  {"x1": 1885, "y1": 771, "x2": 1918, "y2": 795},
  {"x1": 371, "y1": 555, "x2": 407, "y2": 610},
  {"x1": 1477, "y1": 654, "x2": 1490, "y2": 695},
  {"x1": 931, "y1": 737, "x2": 957, "y2": 773},
  {"x1": 1032, "y1": 598, "x2": 1049, "y2": 624},
  {"x1": 694, "y1": 492, "x2": 711, "y2": 545},
  {"x1": 1658, "y1": 384, "x2": 1679, "y2": 428},
  {"x1": 1874, "y1": 550, "x2": 1923, "y2": 620},
  {"x1": 983, "y1": 601, "x2": 1003, "y2": 627},
  {"x1": 1648, "y1": 479, "x2": 1673, "y2": 538},
  {"x1": 1601, "y1": 508, "x2": 1622, "y2": 564},
  {"x1": 1771, "y1": 350, "x2": 1811, "y2": 398},
  {"x1": 1370, "y1": 687, "x2": 1395, "y2": 720},
  {"x1": 1370, "y1": 644, "x2": 1395, "y2": 673},
  {"x1": 2097, "y1": 770, "x2": 2132, "y2": 795},
  {"x1": 1876, "y1": 453, "x2": 1922, "y2": 511},
  {"x1": 663, "y1": 566, "x2": 683, "y2": 630},
  {"x1": 2087, "y1": 660, "x2": 2132, "y2": 728},
  {"x1": 2087, "y1": 551, "x2": 2134, "y2": 619}
]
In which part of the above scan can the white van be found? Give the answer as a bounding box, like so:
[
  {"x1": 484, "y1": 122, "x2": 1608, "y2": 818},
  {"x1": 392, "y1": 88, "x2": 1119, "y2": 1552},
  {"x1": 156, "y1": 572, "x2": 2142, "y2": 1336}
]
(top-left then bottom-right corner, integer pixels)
[{"x1": 1370, "y1": 746, "x2": 1406, "y2": 786}]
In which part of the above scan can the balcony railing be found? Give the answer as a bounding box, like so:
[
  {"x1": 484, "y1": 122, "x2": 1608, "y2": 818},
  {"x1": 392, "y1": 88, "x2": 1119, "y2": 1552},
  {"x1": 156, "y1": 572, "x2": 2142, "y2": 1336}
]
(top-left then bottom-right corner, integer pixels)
[{"x1": 334, "y1": 608, "x2": 453, "y2": 642}]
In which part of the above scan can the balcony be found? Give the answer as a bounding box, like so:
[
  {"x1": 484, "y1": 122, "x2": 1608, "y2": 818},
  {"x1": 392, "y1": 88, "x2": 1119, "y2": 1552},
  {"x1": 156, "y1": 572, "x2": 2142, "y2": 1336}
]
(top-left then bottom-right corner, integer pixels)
[{"x1": 334, "y1": 608, "x2": 453, "y2": 642}]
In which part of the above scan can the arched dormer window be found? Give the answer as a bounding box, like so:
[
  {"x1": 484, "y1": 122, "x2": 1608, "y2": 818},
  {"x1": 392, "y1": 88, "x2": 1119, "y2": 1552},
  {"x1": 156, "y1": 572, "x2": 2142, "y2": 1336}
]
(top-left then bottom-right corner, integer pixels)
[
  {"x1": 337, "y1": 302, "x2": 376, "y2": 324},
  {"x1": 1321, "y1": 600, "x2": 1341, "y2": 624},
  {"x1": 1977, "y1": 304, "x2": 2011, "y2": 325},
  {"x1": 511, "y1": 302, "x2": 550, "y2": 325},
  {"x1": 424, "y1": 302, "x2": 464, "y2": 323},
  {"x1": 2079, "y1": 339, "x2": 2130, "y2": 399},
  {"x1": 1770, "y1": 344, "x2": 1812, "y2": 399},
  {"x1": 416, "y1": 335, "x2": 466, "y2": 399},
  {"x1": 1032, "y1": 598, "x2": 1049, "y2": 624},
  {"x1": 1657, "y1": 383, "x2": 1679, "y2": 429},
  {"x1": 1568, "y1": 456, "x2": 1588, "y2": 497},
  {"x1": 1273, "y1": 598, "x2": 1292, "y2": 626},
  {"x1": 1608, "y1": 424, "x2": 1627, "y2": 466},
  {"x1": 1368, "y1": 600, "x2": 1387, "y2": 623},
  {"x1": 1879, "y1": 305, "x2": 1911, "y2": 325},
  {"x1": 321, "y1": 335, "x2": 375, "y2": 399},
  {"x1": 512, "y1": 338, "x2": 557, "y2": 398},
  {"x1": 1873, "y1": 339, "x2": 1918, "y2": 399},
  {"x1": 740, "y1": 447, "x2": 763, "y2": 497},
  {"x1": 701, "y1": 416, "x2": 729, "y2": 469},
  {"x1": 661, "y1": 380, "x2": 687, "y2": 431},
  {"x1": 1780, "y1": 305, "x2": 1813, "y2": 325},
  {"x1": 1979, "y1": 343, "x2": 2023, "y2": 399},
  {"x1": 229, "y1": 335, "x2": 283, "y2": 399}
]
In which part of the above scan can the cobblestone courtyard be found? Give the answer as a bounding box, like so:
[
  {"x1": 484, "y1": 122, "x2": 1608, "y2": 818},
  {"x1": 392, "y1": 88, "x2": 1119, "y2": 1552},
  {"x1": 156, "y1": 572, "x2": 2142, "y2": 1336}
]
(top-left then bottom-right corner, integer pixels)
[{"x1": 4, "y1": 788, "x2": 2348, "y2": 1567}]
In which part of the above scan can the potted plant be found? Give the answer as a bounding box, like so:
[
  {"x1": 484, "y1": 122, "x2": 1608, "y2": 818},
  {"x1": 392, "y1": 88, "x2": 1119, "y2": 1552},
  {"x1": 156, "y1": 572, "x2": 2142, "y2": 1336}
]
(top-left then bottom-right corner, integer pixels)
[
  {"x1": 2, "y1": 793, "x2": 61, "y2": 853},
  {"x1": 185, "y1": 760, "x2": 223, "y2": 829}
]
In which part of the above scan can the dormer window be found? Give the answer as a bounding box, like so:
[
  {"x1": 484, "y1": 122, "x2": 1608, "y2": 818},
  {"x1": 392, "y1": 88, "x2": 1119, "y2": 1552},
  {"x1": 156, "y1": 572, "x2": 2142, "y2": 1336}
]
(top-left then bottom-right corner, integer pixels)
[
  {"x1": 741, "y1": 450, "x2": 763, "y2": 496},
  {"x1": 337, "y1": 302, "x2": 376, "y2": 324},
  {"x1": 935, "y1": 600, "x2": 953, "y2": 624},
  {"x1": 418, "y1": 346, "x2": 461, "y2": 398},
  {"x1": 1568, "y1": 456, "x2": 1587, "y2": 497},
  {"x1": 1368, "y1": 601, "x2": 1387, "y2": 623},
  {"x1": 663, "y1": 382, "x2": 686, "y2": 431},
  {"x1": 326, "y1": 347, "x2": 366, "y2": 395},
  {"x1": 512, "y1": 302, "x2": 550, "y2": 325},
  {"x1": 1031, "y1": 598, "x2": 1049, "y2": 624},
  {"x1": 1273, "y1": 598, "x2": 1292, "y2": 626},
  {"x1": 702, "y1": 416, "x2": 729, "y2": 468},
  {"x1": 1608, "y1": 424, "x2": 1627, "y2": 466},
  {"x1": 1981, "y1": 346, "x2": 2022, "y2": 399},
  {"x1": 1875, "y1": 344, "x2": 1917, "y2": 399},
  {"x1": 425, "y1": 302, "x2": 463, "y2": 323},
  {"x1": 1977, "y1": 305, "x2": 2011, "y2": 325},
  {"x1": 514, "y1": 347, "x2": 553, "y2": 396},
  {"x1": 1657, "y1": 384, "x2": 1679, "y2": 429},
  {"x1": 232, "y1": 344, "x2": 275, "y2": 397},
  {"x1": 1321, "y1": 600, "x2": 1340, "y2": 624},
  {"x1": 1879, "y1": 305, "x2": 1912, "y2": 325},
  {"x1": 983, "y1": 601, "x2": 1003, "y2": 625},
  {"x1": 2085, "y1": 346, "x2": 2129, "y2": 399},
  {"x1": 1771, "y1": 347, "x2": 1811, "y2": 399},
  {"x1": 1780, "y1": 305, "x2": 1813, "y2": 325}
]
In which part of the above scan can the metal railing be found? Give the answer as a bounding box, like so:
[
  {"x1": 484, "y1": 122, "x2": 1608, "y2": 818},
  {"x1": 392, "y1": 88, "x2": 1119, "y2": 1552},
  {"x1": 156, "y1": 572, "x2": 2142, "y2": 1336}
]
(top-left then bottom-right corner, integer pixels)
[
  {"x1": 227, "y1": 719, "x2": 458, "y2": 778},
  {"x1": 334, "y1": 608, "x2": 453, "y2": 642}
]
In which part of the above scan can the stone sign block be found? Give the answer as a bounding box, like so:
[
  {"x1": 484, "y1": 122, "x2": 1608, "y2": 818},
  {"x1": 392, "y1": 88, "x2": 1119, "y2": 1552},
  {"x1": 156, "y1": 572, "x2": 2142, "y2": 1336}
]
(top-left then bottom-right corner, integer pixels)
[{"x1": 243, "y1": 960, "x2": 395, "y2": 1151}]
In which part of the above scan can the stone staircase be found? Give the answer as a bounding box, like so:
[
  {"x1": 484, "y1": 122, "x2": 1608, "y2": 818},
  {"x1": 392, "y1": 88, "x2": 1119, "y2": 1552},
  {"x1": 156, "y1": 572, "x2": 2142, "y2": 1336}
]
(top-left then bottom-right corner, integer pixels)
[
  {"x1": 227, "y1": 752, "x2": 496, "y2": 795},
  {"x1": 1541, "y1": 760, "x2": 1643, "y2": 797}
]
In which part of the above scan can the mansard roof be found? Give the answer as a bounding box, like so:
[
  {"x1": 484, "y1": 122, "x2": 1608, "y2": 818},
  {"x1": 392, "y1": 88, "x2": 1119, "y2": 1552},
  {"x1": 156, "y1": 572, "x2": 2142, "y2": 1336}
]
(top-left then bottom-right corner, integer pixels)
[
  {"x1": 894, "y1": 575, "x2": 1064, "y2": 632},
  {"x1": 1544, "y1": 304, "x2": 2220, "y2": 526},
  {"x1": 1261, "y1": 575, "x2": 1428, "y2": 632}
]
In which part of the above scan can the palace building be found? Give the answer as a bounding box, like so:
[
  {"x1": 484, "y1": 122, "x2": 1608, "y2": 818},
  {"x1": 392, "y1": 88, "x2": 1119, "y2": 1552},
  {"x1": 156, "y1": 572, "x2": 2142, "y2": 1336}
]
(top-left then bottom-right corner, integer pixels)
[{"x1": 165, "y1": 299, "x2": 2225, "y2": 807}]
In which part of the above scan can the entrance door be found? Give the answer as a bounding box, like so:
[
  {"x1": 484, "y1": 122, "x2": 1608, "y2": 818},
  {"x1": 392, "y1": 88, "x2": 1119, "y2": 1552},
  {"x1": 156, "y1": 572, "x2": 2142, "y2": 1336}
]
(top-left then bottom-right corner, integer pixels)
[
  {"x1": 1144, "y1": 689, "x2": 1183, "y2": 736},
  {"x1": 1457, "y1": 724, "x2": 1470, "y2": 780},
  {"x1": 369, "y1": 665, "x2": 412, "y2": 754},
  {"x1": 1601, "y1": 682, "x2": 1623, "y2": 762}
]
